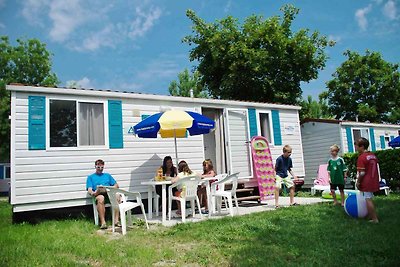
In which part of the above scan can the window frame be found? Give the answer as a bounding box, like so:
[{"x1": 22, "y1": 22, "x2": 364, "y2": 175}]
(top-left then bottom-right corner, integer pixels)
[
  {"x1": 46, "y1": 97, "x2": 109, "y2": 151},
  {"x1": 351, "y1": 127, "x2": 369, "y2": 151},
  {"x1": 256, "y1": 109, "x2": 274, "y2": 145}
]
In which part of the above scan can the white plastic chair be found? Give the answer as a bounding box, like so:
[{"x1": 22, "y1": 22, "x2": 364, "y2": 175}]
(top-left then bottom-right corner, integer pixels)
[
  {"x1": 168, "y1": 176, "x2": 202, "y2": 223},
  {"x1": 377, "y1": 163, "x2": 390, "y2": 196},
  {"x1": 103, "y1": 186, "x2": 149, "y2": 235},
  {"x1": 208, "y1": 173, "x2": 228, "y2": 214},
  {"x1": 210, "y1": 172, "x2": 240, "y2": 217},
  {"x1": 91, "y1": 195, "x2": 111, "y2": 225}
]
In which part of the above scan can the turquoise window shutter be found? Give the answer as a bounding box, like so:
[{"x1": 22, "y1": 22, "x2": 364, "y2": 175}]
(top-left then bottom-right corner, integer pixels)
[
  {"x1": 248, "y1": 108, "x2": 258, "y2": 138},
  {"x1": 108, "y1": 100, "x2": 123, "y2": 148},
  {"x1": 390, "y1": 135, "x2": 395, "y2": 140},
  {"x1": 369, "y1": 128, "x2": 376, "y2": 151},
  {"x1": 141, "y1": 114, "x2": 150, "y2": 120},
  {"x1": 345, "y1": 127, "x2": 354, "y2": 152},
  {"x1": 380, "y1": 136, "x2": 385, "y2": 149},
  {"x1": 272, "y1": 110, "x2": 282, "y2": 145},
  {"x1": 28, "y1": 96, "x2": 46, "y2": 150}
]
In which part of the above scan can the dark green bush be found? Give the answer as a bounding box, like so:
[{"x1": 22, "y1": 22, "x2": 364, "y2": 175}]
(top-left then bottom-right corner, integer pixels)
[{"x1": 343, "y1": 149, "x2": 400, "y2": 189}]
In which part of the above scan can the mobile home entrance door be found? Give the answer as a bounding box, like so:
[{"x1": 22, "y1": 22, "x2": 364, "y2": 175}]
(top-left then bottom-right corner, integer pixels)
[{"x1": 224, "y1": 108, "x2": 253, "y2": 179}]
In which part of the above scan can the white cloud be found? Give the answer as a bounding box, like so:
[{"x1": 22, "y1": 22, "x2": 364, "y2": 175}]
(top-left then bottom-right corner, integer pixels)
[
  {"x1": 20, "y1": 1, "x2": 162, "y2": 52},
  {"x1": 128, "y1": 6, "x2": 162, "y2": 39},
  {"x1": 136, "y1": 56, "x2": 181, "y2": 80},
  {"x1": 355, "y1": 4, "x2": 372, "y2": 31},
  {"x1": 383, "y1": 0, "x2": 397, "y2": 20},
  {"x1": 79, "y1": 24, "x2": 119, "y2": 51},
  {"x1": 66, "y1": 77, "x2": 93, "y2": 88},
  {"x1": 48, "y1": 0, "x2": 88, "y2": 42},
  {"x1": 224, "y1": 0, "x2": 232, "y2": 13},
  {"x1": 21, "y1": 0, "x2": 50, "y2": 26}
]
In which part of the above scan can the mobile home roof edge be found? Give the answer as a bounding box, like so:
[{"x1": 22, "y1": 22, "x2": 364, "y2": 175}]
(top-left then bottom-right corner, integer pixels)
[
  {"x1": 302, "y1": 118, "x2": 399, "y2": 128},
  {"x1": 6, "y1": 84, "x2": 301, "y2": 110}
]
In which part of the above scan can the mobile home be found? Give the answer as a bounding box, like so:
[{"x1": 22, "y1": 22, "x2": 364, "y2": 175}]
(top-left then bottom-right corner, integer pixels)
[
  {"x1": 8, "y1": 84, "x2": 304, "y2": 213},
  {"x1": 301, "y1": 118, "x2": 400, "y2": 187}
]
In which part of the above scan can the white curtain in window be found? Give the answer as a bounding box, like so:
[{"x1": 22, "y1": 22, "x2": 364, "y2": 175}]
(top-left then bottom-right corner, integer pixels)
[{"x1": 79, "y1": 103, "x2": 105, "y2": 146}]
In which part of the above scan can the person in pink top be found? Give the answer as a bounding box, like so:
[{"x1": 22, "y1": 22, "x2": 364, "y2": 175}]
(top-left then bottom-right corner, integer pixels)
[{"x1": 355, "y1": 137, "x2": 380, "y2": 223}]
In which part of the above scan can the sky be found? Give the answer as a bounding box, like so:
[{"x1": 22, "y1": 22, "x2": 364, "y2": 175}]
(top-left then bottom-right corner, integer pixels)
[{"x1": 1, "y1": 0, "x2": 399, "y2": 99}]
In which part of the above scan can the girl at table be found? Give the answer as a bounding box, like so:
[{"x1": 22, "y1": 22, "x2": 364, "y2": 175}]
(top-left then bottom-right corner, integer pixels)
[
  {"x1": 172, "y1": 160, "x2": 197, "y2": 215},
  {"x1": 198, "y1": 159, "x2": 216, "y2": 214},
  {"x1": 155, "y1": 156, "x2": 177, "y2": 205}
]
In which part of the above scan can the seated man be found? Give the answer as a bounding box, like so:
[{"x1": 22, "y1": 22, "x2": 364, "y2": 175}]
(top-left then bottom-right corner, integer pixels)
[{"x1": 86, "y1": 159, "x2": 120, "y2": 229}]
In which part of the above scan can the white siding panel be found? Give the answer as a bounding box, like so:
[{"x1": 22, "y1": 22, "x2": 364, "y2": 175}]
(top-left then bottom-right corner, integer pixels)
[
  {"x1": 302, "y1": 122, "x2": 341, "y2": 186},
  {"x1": 270, "y1": 110, "x2": 305, "y2": 177},
  {"x1": 11, "y1": 93, "x2": 206, "y2": 209}
]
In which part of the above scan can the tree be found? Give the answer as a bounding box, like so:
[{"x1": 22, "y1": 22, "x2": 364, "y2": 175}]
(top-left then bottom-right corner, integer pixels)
[
  {"x1": 168, "y1": 68, "x2": 208, "y2": 98},
  {"x1": 299, "y1": 95, "x2": 332, "y2": 122},
  {"x1": 320, "y1": 50, "x2": 400, "y2": 124},
  {"x1": 0, "y1": 36, "x2": 59, "y2": 161},
  {"x1": 183, "y1": 5, "x2": 333, "y2": 104}
]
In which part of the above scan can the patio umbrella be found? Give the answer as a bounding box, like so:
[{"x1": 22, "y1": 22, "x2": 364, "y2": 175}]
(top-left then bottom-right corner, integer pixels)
[
  {"x1": 388, "y1": 135, "x2": 400, "y2": 148},
  {"x1": 133, "y1": 110, "x2": 215, "y2": 165}
]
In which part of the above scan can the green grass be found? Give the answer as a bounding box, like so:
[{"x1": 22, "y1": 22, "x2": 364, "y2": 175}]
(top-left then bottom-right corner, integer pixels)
[{"x1": 1, "y1": 195, "x2": 400, "y2": 266}]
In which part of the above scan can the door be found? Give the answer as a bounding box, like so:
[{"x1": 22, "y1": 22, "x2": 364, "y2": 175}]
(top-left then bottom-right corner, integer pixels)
[
  {"x1": 224, "y1": 108, "x2": 253, "y2": 178},
  {"x1": 202, "y1": 108, "x2": 226, "y2": 174}
]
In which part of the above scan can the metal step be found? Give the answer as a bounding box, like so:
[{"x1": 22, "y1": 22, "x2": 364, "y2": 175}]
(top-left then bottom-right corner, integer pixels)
[
  {"x1": 237, "y1": 195, "x2": 260, "y2": 202},
  {"x1": 236, "y1": 188, "x2": 254, "y2": 193}
]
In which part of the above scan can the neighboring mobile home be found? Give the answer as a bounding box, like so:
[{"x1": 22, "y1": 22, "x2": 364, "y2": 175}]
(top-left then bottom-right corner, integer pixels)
[
  {"x1": 301, "y1": 118, "x2": 400, "y2": 187},
  {"x1": 7, "y1": 84, "x2": 304, "y2": 214},
  {"x1": 0, "y1": 162, "x2": 10, "y2": 194}
]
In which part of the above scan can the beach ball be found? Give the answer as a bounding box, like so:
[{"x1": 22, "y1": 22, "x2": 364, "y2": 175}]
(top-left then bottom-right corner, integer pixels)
[{"x1": 344, "y1": 193, "x2": 368, "y2": 218}]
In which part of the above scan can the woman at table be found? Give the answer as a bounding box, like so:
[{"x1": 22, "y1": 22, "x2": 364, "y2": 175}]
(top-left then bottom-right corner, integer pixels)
[
  {"x1": 155, "y1": 156, "x2": 178, "y2": 204},
  {"x1": 198, "y1": 159, "x2": 216, "y2": 214}
]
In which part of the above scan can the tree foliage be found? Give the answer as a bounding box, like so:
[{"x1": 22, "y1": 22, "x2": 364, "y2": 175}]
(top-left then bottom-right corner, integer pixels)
[
  {"x1": 299, "y1": 95, "x2": 332, "y2": 122},
  {"x1": 183, "y1": 5, "x2": 333, "y2": 104},
  {"x1": 0, "y1": 36, "x2": 59, "y2": 161},
  {"x1": 320, "y1": 50, "x2": 400, "y2": 124},
  {"x1": 168, "y1": 68, "x2": 208, "y2": 98}
]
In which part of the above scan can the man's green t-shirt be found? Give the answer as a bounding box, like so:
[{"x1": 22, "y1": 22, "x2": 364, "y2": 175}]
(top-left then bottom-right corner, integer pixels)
[{"x1": 327, "y1": 157, "x2": 347, "y2": 184}]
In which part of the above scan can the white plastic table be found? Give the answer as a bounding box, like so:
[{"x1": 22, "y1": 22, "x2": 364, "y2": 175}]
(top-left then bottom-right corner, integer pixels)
[{"x1": 141, "y1": 180, "x2": 172, "y2": 225}]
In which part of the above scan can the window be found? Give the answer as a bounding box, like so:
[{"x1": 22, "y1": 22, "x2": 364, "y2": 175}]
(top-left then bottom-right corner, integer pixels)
[
  {"x1": 50, "y1": 100, "x2": 77, "y2": 147},
  {"x1": 49, "y1": 99, "x2": 105, "y2": 148},
  {"x1": 258, "y1": 112, "x2": 272, "y2": 143},
  {"x1": 352, "y1": 128, "x2": 369, "y2": 151},
  {"x1": 385, "y1": 136, "x2": 390, "y2": 147},
  {"x1": 79, "y1": 103, "x2": 105, "y2": 146}
]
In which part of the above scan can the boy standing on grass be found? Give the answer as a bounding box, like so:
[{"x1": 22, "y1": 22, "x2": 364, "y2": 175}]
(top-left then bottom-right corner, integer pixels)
[
  {"x1": 327, "y1": 144, "x2": 348, "y2": 206},
  {"x1": 275, "y1": 145, "x2": 298, "y2": 208},
  {"x1": 355, "y1": 138, "x2": 380, "y2": 223}
]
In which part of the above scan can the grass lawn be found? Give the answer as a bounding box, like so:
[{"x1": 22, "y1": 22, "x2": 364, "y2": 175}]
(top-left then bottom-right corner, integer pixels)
[{"x1": 1, "y1": 194, "x2": 399, "y2": 266}]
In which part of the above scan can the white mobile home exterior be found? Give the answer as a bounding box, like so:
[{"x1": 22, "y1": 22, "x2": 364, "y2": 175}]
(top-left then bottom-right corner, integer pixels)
[
  {"x1": 8, "y1": 84, "x2": 304, "y2": 213},
  {"x1": 301, "y1": 118, "x2": 400, "y2": 187}
]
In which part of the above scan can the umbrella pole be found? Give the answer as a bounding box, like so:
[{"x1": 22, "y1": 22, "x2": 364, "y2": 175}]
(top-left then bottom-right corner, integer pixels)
[{"x1": 174, "y1": 129, "x2": 178, "y2": 167}]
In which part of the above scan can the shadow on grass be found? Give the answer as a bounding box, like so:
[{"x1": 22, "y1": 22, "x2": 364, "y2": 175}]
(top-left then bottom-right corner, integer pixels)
[{"x1": 228, "y1": 195, "x2": 400, "y2": 267}]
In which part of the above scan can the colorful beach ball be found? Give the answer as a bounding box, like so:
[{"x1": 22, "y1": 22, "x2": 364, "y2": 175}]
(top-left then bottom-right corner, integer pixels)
[{"x1": 344, "y1": 193, "x2": 368, "y2": 218}]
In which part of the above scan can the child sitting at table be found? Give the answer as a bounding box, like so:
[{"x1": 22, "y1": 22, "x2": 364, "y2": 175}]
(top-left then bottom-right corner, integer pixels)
[
  {"x1": 172, "y1": 160, "x2": 197, "y2": 216},
  {"x1": 197, "y1": 159, "x2": 216, "y2": 214}
]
